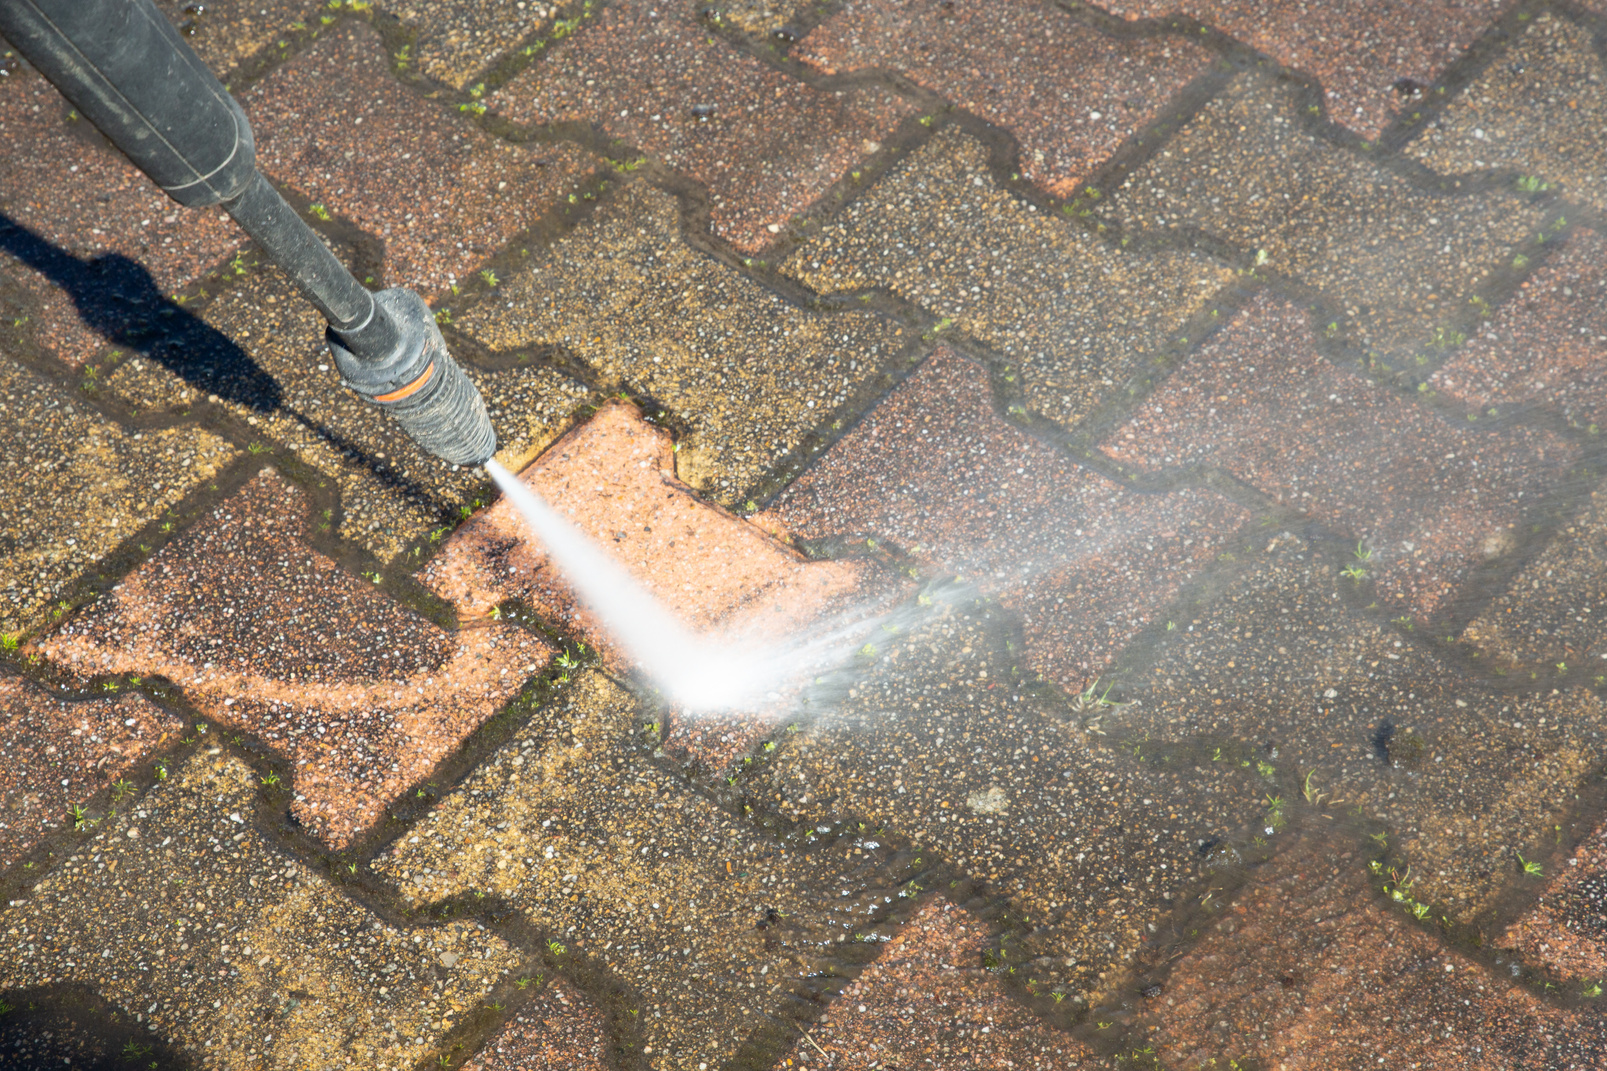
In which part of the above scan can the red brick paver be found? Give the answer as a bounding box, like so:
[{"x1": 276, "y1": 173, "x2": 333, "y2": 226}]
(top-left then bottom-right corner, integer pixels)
[
  {"x1": 0, "y1": 70, "x2": 244, "y2": 367},
  {"x1": 1097, "y1": 0, "x2": 1514, "y2": 139},
  {"x1": 464, "y1": 979, "x2": 610, "y2": 1071},
  {"x1": 488, "y1": 0, "x2": 913, "y2": 251},
  {"x1": 246, "y1": 20, "x2": 597, "y2": 301},
  {"x1": 772, "y1": 897, "x2": 1094, "y2": 1070},
  {"x1": 768, "y1": 348, "x2": 1250, "y2": 690},
  {"x1": 797, "y1": 0, "x2": 1210, "y2": 197},
  {"x1": 38, "y1": 468, "x2": 551, "y2": 849},
  {"x1": 1430, "y1": 228, "x2": 1607, "y2": 431},
  {"x1": 1100, "y1": 293, "x2": 1575, "y2": 618},
  {"x1": 0, "y1": 677, "x2": 181, "y2": 869},
  {"x1": 1503, "y1": 816, "x2": 1607, "y2": 982}
]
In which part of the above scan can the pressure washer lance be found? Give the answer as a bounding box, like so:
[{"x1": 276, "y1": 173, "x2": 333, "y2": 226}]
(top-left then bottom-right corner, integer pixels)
[{"x1": 0, "y1": 0, "x2": 497, "y2": 467}]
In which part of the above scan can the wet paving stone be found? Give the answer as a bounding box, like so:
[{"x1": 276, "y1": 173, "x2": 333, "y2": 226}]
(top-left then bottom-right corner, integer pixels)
[
  {"x1": 0, "y1": 356, "x2": 238, "y2": 638},
  {"x1": 771, "y1": 896, "x2": 1095, "y2": 1070},
  {"x1": 1099, "y1": 292, "x2": 1575, "y2": 619},
  {"x1": 705, "y1": 0, "x2": 817, "y2": 39},
  {"x1": 796, "y1": 0, "x2": 1211, "y2": 198},
  {"x1": 374, "y1": 670, "x2": 911, "y2": 1070},
  {"x1": 0, "y1": 748, "x2": 519, "y2": 1069},
  {"x1": 423, "y1": 401, "x2": 866, "y2": 767},
  {"x1": 1096, "y1": 0, "x2": 1513, "y2": 140},
  {"x1": 1133, "y1": 828, "x2": 1604, "y2": 1071},
  {"x1": 37, "y1": 467, "x2": 553, "y2": 850},
  {"x1": 769, "y1": 348, "x2": 1250, "y2": 691},
  {"x1": 153, "y1": 0, "x2": 317, "y2": 77},
  {"x1": 1461, "y1": 483, "x2": 1607, "y2": 673},
  {"x1": 1100, "y1": 72, "x2": 1545, "y2": 362},
  {"x1": 0, "y1": 678, "x2": 182, "y2": 870},
  {"x1": 457, "y1": 180, "x2": 909, "y2": 505},
  {"x1": 0, "y1": 68, "x2": 245, "y2": 369},
  {"x1": 384, "y1": 0, "x2": 558, "y2": 90},
  {"x1": 488, "y1": 0, "x2": 913, "y2": 252},
  {"x1": 782, "y1": 126, "x2": 1233, "y2": 432},
  {"x1": 1429, "y1": 227, "x2": 1607, "y2": 432},
  {"x1": 1502, "y1": 815, "x2": 1607, "y2": 982},
  {"x1": 102, "y1": 262, "x2": 591, "y2": 562},
  {"x1": 462, "y1": 978, "x2": 610, "y2": 1071},
  {"x1": 245, "y1": 20, "x2": 599, "y2": 301},
  {"x1": 750, "y1": 594, "x2": 1267, "y2": 1007},
  {"x1": 1407, "y1": 12, "x2": 1607, "y2": 217},
  {"x1": 1121, "y1": 534, "x2": 1607, "y2": 919}
]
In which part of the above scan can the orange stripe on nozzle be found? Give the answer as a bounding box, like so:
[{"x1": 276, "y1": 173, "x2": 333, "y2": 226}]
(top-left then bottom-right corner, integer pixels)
[{"x1": 372, "y1": 361, "x2": 435, "y2": 403}]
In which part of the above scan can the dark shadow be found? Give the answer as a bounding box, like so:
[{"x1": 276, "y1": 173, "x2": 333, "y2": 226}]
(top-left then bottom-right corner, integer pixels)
[
  {"x1": 0, "y1": 210, "x2": 282, "y2": 411},
  {"x1": 0, "y1": 984, "x2": 197, "y2": 1070}
]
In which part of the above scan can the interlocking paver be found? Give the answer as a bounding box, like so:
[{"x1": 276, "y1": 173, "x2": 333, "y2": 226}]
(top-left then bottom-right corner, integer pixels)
[
  {"x1": 0, "y1": 69, "x2": 245, "y2": 368},
  {"x1": 1407, "y1": 13, "x2": 1607, "y2": 216},
  {"x1": 1430, "y1": 228, "x2": 1607, "y2": 431},
  {"x1": 422, "y1": 401, "x2": 868, "y2": 767},
  {"x1": 772, "y1": 896, "x2": 1095, "y2": 1069},
  {"x1": 752, "y1": 596, "x2": 1266, "y2": 1006},
  {"x1": 0, "y1": 356, "x2": 237, "y2": 637},
  {"x1": 1100, "y1": 72, "x2": 1545, "y2": 360},
  {"x1": 102, "y1": 261, "x2": 591, "y2": 562},
  {"x1": 385, "y1": 0, "x2": 557, "y2": 89},
  {"x1": 373, "y1": 670, "x2": 910, "y2": 1070},
  {"x1": 796, "y1": 0, "x2": 1211, "y2": 197},
  {"x1": 770, "y1": 348, "x2": 1250, "y2": 689},
  {"x1": 245, "y1": 20, "x2": 598, "y2": 301},
  {"x1": 1461, "y1": 485, "x2": 1607, "y2": 671},
  {"x1": 1502, "y1": 816, "x2": 1607, "y2": 981},
  {"x1": 1100, "y1": 292, "x2": 1575, "y2": 618},
  {"x1": 152, "y1": 0, "x2": 315, "y2": 76},
  {"x1": 0, "y1": 748, "x2": 519, "y2": 1069},
  {"x1": 706, "y1": 0, "x2": 813, "y2": 38},
  {"x1": 457, "y1": 179, "x2": 908, "y2": 504},
  {"x1": 487, "y1": 0, "x2": 914, "y2": 251},
  {"x1": 463, "y1": 979, "x2": 610, "y2": 1071},
  {"x1": 0, "y1": 678, "x2": 181, "y2": 869},
  {"x1": 38, "y1": 467, "x2": 552, "y2": 849},
  {"x1": 1122, "y1": 536, "x2": 1607, "y2": 918},
  {"x1": 1096, "y1": 0, "x2": 1513, "y2": 140},
  {"x1": 781, "y1": 126, "x2": 1234, "y2": 432},
  {"x1": 1134, "y1": 829, "x2": 1602, "y2": 1070}
]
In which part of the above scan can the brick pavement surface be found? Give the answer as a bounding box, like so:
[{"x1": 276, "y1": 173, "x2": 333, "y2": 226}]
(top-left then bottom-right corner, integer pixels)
[{"x1": 3, "y1": 2, "x2": 1607, "y2": 1068}]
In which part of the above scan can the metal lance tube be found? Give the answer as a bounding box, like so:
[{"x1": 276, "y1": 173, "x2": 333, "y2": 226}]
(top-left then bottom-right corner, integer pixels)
[{"x1": 0, "y1": 0, "x2": 498, "y2": 466}]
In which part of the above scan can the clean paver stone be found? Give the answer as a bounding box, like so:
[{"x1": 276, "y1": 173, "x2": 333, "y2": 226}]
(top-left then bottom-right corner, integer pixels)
[
  {"x1": 1502, "y1": 815, "x2": 1607, "y2": 982},
  {"x1": 462, "y1": 978, "x2": 611, "y2": 1071}
]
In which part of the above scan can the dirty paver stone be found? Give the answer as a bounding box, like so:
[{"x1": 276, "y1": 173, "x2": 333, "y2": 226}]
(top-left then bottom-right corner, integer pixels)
[
  {"x1": 772, "y1": 896, "x2": 1096, "y2": 1070},
  {"x1": 0, "y1": 355, "x2": 237, "y2": 638},
  {"x1": 0, "y1": 68, "x2": 244, "y2": 368},
  {"x1": 1122, "y1": 535, "x2": 1607, "y2": 919},
  {"x1": 103, "y1": 261, "x2": 592, "y2": 562},
  {"x1": 423, "y1": 401, "x2": 868, "y2": 766},
  {"x1": 1100, "y1": 292, "x2": 1576, "y2": 618},
  {"x1": 1100, "y1": 72, "x2": 1545, "y2": 362},
  {"x1": 0, "y1": 748, "x2": 519, "y2": 1069},
  {"x1": 152, "y1": 0, "x2": 316, "y2": 77},
  {"x1": 1134, "y1": 828, "x2": 1605, "y2": 1070},
  {"x1": 0, "y1": 677, "x2": 182, "y2": 870},
  {"x1": 489, "y1": 0, "x2": 914, "y2": 251},
  {"x1": 796, "y1": 0, "x2": 1212, "y2": 198},
  {"x1": 782, "y1": 126, "x2": 1234, "y2": 433},
  {"x1": 1429, "y1": 227, "x2": 1607, "y2": 433},
  {"x1": 458, "y1": 179, "x2": 909, "y2": 504},
  {"x1": 1502, "y1": 815, "x2": 1607, "y2": 981},
  {"x1": 384, "y1": 0, "x2": 558, "y2": 90},
  {"x1": 1097, "y1": 0, "x2": 1514, "y2": 140},
  {"x1": 375, "y1": 670, "x2": 912, "y2": 1070},
  {"x1": 37, "y1": 467, "x2": 553, "y2": 849},
  {"x1": 463, "y1": 978, "x2": 611, "y2": 1071},
  {"x1": 770, "y1": 348, "x2": 1251, "y2": 690},
  {"x1": 246, "y1": 20, "x2": 599, "y2": 301},
  {"x1": 1407, "y1": 12, "x2": 1607, "y2": 217},
  {"x1": 705, "y1": 0, "x2": 816, "y2": 39}
]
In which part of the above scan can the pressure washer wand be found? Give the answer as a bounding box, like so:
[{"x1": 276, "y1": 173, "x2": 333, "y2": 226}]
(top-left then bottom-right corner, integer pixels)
[{"x1": 0, "y1": 0, "x2": 497, "y2": 467}]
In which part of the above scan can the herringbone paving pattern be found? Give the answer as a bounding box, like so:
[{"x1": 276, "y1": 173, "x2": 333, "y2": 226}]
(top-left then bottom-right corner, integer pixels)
[{"x1": 3, "y1": 1, "x2": 1607, "y2": 1067}]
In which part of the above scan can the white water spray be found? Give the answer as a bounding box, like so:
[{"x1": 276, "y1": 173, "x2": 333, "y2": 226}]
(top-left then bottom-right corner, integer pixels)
[{"x1": 483, "y1": 459, "x2": 887, "y2": 713}]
